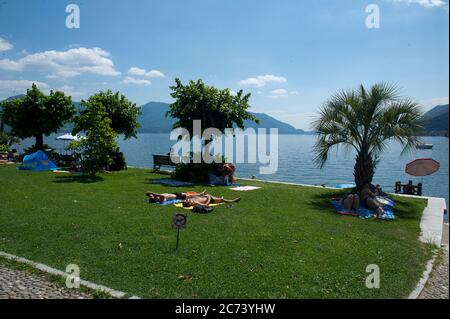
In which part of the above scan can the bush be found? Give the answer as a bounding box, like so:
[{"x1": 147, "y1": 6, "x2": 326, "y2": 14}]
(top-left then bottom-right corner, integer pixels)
[
  {"x1": 109, "y1": 148, "x2": 127, "y2": 171},
  {"x1": 0, "y1": 144, "x2": 9, "y2": 153},
  {"x1": 69, "y1": 103, "x2": 118, "y2": 176}
]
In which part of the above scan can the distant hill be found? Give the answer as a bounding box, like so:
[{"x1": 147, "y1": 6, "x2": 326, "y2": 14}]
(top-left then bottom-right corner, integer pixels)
[
  {"x1": 422, "y1": 104, "x2": 449, "y2": 137},
  {"x1": 136, "y1": 101, "x2": 312, "y2": 135},
  {"x1": 2, "y1": 97, "x2": 312, "y2": 135}
]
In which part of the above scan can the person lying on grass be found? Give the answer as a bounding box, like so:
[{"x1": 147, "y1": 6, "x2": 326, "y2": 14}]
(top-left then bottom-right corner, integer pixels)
[
  {"x1": 146, "y1": 190, "x2": 207, "y2": 203},
  {"x1": 182, "y1": 194, "x2": 241, "y2": 208}
]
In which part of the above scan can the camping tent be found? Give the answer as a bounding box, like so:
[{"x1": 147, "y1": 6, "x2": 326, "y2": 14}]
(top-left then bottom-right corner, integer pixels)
[{"x1": 18, "y1": 150, "x2": 59, "y2": 171}]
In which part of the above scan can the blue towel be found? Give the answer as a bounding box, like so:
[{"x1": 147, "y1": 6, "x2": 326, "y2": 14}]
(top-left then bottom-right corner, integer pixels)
[
  {"x1": 151, "y1": 179, "x2": 193, "y2": 187},
  {"x1": 145, "y1": 198, "x2": 183, "y2": 206},
  {"x1": 331, "y1": 197, "x2": 395, "y2": 220}
]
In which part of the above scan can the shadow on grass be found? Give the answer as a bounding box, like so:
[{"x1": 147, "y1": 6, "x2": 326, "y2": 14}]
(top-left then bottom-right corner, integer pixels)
[
  {"x1": 305, "y1": 190, "x2": 345, "y2": 215},
  {"x1": 52, "y1": 174, "x2": 104, "y2": 184}
]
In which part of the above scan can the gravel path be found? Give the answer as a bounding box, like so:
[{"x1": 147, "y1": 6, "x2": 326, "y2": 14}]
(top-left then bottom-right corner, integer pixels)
[
  {"x1": 419, "y1": 223, "x2": 449, "y2": 299},
  {"x1": 0, "y1": 265, "x2": 92, "y2": 299}
]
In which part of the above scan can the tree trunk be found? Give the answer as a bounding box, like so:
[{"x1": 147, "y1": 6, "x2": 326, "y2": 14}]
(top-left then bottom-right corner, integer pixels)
[
  {"x1": 354, "y1": 149, "x2": 375, "y2": 191},
  {"x1": 35, "y1": 133, "x2": 44, "y2": 150}
]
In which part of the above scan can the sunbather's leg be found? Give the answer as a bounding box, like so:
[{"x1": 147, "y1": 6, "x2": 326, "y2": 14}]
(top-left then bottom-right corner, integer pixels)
[
  {"x1": 343, "y1": 195, "x2": 354, "y2": 210},
  {"x1": 366, "y1": 197, "x2": 384, "y2": 217},
  {"x1": 209, "y1": 195, "x2": 241, "y2": 203},
  {"x1": 352, "y1": 194, "x2": 360, "y2": 210}
]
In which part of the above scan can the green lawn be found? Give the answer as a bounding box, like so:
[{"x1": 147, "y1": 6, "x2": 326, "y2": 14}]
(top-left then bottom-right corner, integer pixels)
[{"x1": 0, "y1": 165, "x2": 432, "y2": 298}]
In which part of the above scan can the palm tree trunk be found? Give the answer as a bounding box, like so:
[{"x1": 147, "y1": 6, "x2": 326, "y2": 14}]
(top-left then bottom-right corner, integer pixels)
[{"x1": 354, "y1": 148, "x2": 375, "y2": 191}]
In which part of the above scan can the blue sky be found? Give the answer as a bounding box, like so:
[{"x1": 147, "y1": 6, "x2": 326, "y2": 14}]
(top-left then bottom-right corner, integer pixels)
[{"x1": 0, "y1": 0, "x2": 448, "y2": 130}]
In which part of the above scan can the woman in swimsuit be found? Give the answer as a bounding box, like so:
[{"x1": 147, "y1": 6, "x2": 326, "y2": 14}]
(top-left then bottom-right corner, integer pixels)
[
  {"x1": 146, "y1": 190, "x2": 207, "y2": 203},
  {"x1": 182, "y1": 194, "x2": 241, "y2": 207},
  {"x1": 360, "y1": 184, "x2": 384, "y2": 218}
]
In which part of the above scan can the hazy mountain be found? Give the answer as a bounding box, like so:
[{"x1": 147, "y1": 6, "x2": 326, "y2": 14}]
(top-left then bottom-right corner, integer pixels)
[
  {"x1": 138, "y1": 101, "x2": 312, "y2": 134},
  {"x1": 422, "y1": 104, "x2": 449, "y2": 137},
  {"x1": 2, "y1": 97, "x2": 312, "y2": 135}
]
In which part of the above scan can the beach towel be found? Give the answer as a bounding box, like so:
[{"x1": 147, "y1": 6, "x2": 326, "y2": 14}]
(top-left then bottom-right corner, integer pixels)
[
  {"x1": 145, "y1": 199, "x2": 183, "y2": 206},
  {"x1": 151, "y1": 179, "x2": 193, "y2": 187},
  {"x1": 331, "y1": 196, "x2": 395, "y2": 220},
  {"x1": 230, "y1": 186, "x2": 261, "y2": 191}
]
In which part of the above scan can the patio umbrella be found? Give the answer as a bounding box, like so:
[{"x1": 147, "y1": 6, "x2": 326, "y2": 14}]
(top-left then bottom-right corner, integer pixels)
[
  {"x1": 56, "y1": 134, "x2": 83, "y2": 141},
  {"x1": 56, "y1": 134, "x2": 84, "y2": 154},
  {"x1": 405, "y1": 158, "x2": 440, "y2": 177}
]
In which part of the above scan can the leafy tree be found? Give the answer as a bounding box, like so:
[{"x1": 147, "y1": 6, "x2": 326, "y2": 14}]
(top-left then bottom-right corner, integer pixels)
[
  {"x1": 312, "y1": 82, "x2": 423, "y2": 191},
  {"x1": 73, "y1": 90, "x2": 141, "y2": 139},
  {"x1": 70, "y1": 100, "x2": 118, "y2": 176},
  {"x1": 0, "y1": 84, "x2": 75, "y2": 150},
  {"x1": 0, "y1": 131, "x2": 20, "y2": 147},
  {"x1": 167, "y1": 78, "x2": 258, "y2": 140}
]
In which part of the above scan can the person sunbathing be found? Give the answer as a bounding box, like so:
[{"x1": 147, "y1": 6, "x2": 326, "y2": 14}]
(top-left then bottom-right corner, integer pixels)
[
  {"x1": 146, "y1": 190, "x2": 207, "y2": 203},
  {"x1": 340, "y1": 193, "x2": 360, "y2": 211},
  {"x1": 182, "y1": 194, "x2": 241, "y2": 207},
  {"x1": 360, "y1": 184, "x2": 384, "y2": 218}
]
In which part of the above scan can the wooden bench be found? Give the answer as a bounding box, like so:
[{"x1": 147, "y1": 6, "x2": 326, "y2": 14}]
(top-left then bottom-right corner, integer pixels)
[
  {"x1": 395, "y1": 181, "x2": 423, "y2": 196},
  {"x1": 153, "y1": 154, "x2": 177, "y2": 171}
]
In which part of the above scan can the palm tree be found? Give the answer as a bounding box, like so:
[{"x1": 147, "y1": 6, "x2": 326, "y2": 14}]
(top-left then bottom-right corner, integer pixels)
[{"x1": 312, "y1": 82, "x2": 423, "y2": 191}]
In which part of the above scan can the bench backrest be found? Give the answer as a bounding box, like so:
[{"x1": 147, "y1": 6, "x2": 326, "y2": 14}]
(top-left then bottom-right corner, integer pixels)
[{"x1": 153, "y1": 154, "x2": 175, "y2": 166}]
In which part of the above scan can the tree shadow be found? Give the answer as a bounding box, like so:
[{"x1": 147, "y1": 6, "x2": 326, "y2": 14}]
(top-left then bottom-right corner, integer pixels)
[
  {"x1": 305, "y1": 190, "x2": 345, "y2": 214},
  {"x1": 305, "y1": 190, "x2": 426, "y2": 220},
  {"x1": 53, "y1": 174, "x2": 104, "y2": 184}
]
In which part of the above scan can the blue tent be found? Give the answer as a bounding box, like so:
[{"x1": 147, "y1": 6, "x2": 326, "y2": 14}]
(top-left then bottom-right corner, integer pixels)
[{"x1": 18, "y1": 150, "x2": 59, "y2": 171}]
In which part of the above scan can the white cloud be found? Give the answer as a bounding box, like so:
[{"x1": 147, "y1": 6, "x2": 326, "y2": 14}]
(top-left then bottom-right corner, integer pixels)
[
  {"x1": 127, "y1": 67, "x2": 165, "y2": 78},
  {"x1": 54, "y1": 85, "x2": 85, "y2": 97},
  {"x1": 0, "y1": 37, "x2": 13, "y2": 52},
  {"x1": 122, "y1": 76, "x2": 151, "y2": 86},
  {"x1": 0, "y1": 47, "x2": 121, "y2": 79},
  {"x1": 270, "y1": 89, "x2": 288, "y2": 95},
  {"x1": 391, "y1": 0, "x2": 448, "y2": 8},
  {"x1": 0, "y1": 80, "x2": 49, "y2": 96},
  {"x1": 268, "y1": 88, "x2": 299, "y2": 98},
  {"x1": 238, "y1": 74, "x2": 287, "y2": 87}
]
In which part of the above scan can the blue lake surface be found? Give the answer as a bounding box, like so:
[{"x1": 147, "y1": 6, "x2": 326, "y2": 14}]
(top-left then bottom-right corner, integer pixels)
[{"x1": 15, "y1": 133, "x2": 449, "y2": 212}]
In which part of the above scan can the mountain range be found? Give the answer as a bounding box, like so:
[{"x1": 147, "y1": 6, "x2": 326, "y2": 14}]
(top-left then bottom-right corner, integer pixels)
[
  {"x1": 137, "y1": 101, "x2": 312, "y2": 135},
  {"x1": 422, "y1": 104, "x2": 449, "y2": 137},
  {"x1": 1, "y1": 95, "x2": 448, "y2": 136}
]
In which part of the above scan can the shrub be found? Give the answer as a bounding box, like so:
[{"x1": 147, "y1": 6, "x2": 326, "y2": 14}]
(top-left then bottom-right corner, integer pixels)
[{"x1": 0, "y1": 144, "x2": 9, "y2": 153}]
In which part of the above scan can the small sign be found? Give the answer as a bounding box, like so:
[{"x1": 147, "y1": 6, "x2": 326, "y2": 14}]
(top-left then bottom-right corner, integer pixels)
[
  {"x1": 172, "y1": 213, "x2": 187, "y2": 229},
  {"x1": 172, "y1": 213, "x2": 187, "y2": 251}
]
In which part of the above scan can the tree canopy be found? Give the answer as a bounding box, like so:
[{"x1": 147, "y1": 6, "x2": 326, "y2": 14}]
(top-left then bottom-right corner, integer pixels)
[
  {"x1": 167, "y1": 78, "x2": 258, "y2": 139},
  {"x1": 1, "y1": 84, "x2": 75, "y2": 150},
  {"x1": 73, "y1": 90, "x2": 141, "y2": 139}
]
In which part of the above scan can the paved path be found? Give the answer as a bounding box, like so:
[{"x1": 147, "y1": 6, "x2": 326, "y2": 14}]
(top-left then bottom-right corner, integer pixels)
[
  {"x1": 0, "y1": 265, "x2": 91, "y2": 299},
  {"x1": 419, "y1": 223, "x2": 449, "y2": 299}
]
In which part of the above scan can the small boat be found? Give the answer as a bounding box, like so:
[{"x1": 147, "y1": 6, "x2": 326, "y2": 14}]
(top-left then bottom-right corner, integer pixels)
[{"x1": 416, "y1": 143, "x2": 433, "y2": 150}]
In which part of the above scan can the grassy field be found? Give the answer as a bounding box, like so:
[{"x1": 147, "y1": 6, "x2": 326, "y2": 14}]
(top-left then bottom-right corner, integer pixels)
[{"x1": 0, "y1": 165, "x2": 432, "y2": 298}]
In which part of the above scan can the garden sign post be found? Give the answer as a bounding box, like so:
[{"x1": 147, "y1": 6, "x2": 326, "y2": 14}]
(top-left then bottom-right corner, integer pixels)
[{"x1": 172, "y1": 213, "x2": 187, "y2": 250}]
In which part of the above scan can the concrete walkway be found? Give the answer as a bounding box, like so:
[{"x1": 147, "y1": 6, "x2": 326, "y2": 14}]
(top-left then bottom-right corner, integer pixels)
[
  {"x1": 419, "y1": 223, "x2": 449, "y2": 299},
  {"x1": 0, "y1": 265, "x2": 92, "y2": 299}
]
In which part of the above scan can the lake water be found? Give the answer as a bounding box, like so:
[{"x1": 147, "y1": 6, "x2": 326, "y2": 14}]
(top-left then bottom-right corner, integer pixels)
[{"x1": 14, "y1": 133, "x2": 449, "y2": 211}]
